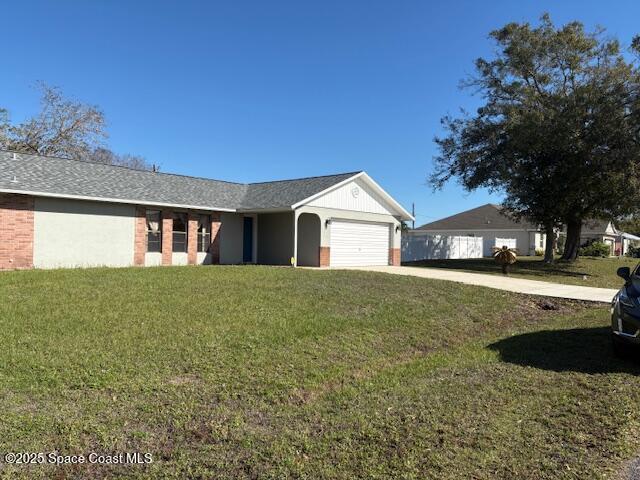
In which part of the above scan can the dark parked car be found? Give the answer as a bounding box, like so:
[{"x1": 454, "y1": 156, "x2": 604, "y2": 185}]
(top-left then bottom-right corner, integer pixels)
[{"x1": 612, "y1": 265, "x2": 640, "y2": 354}]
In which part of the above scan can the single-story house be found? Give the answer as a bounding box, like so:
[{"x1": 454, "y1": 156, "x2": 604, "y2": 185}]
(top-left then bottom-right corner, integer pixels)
[
  {"x1": 0, "y1": 151, "x2": 412, "y2": 270},
  {"x1": 410, "y1": 203, "x2": 545, "y2": 257},
  {"x1": 576, "y1": 219, "x2": 640, "y2": 256}
]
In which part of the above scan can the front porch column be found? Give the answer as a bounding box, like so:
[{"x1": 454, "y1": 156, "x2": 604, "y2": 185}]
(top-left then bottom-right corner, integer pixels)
[{"x1": 293, "y1": 210, "x2": 299, "y2": 267}]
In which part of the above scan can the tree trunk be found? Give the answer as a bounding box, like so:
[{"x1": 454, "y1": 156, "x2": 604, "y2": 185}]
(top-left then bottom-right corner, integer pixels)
[
  {"x1": 501, "y1": 263, "x2": 508, "y2": 274},
  {"x1": 561, "y1": 218, "x2": 582, "y2": 261},
  {"x1": 543, "y1": 221, "x2": 555, "y2": 264}
]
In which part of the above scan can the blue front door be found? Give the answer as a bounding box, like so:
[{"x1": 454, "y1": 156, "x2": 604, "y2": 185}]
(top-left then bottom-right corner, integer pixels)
[{"x1": 243, "y1": 217, "x2": 253, "y2": 262}]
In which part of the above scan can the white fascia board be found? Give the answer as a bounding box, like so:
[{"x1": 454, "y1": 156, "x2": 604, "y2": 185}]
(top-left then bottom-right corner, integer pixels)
[
  {"x1": 0, "y1": 188, "x2": 236, "y2": 212},
  {"x1": 291, "y1": 171, "x2": 414, "y2": 221},
  {"x1": 358, "y1": 173, "x2": 414, "y2": 220},
  {"x1": 236, "y1": 207, "x2": 292, "y2": 214}
]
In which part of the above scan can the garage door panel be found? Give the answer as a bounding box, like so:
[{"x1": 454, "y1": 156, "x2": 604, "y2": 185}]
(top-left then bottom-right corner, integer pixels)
[{"x1": 330, "y1": 220, "x2": 390, "y2": 267}]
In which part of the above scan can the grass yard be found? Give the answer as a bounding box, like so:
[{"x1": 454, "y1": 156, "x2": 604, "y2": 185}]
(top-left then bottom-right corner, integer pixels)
[
  {"x1": 1, "y1": 266, "x2": 639, "y2": 479},
  {"x1": 404, "y1": 255, "x2": 638, "y2": 289}
]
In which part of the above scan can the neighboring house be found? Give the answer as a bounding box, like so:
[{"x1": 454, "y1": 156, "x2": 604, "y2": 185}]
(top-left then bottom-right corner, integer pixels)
[
  {"x1": 576, "y1": 219, "x2": 640, "y2": 256},
  {"x1": 579, "y1": 219, "x2": 618, "y2": 255},
  {"x1": 410, "y1": 203, "x2": 545, "y2": 257},
  {"x1": 0, "y1": 151, "x2": 412, "y2": 270}
]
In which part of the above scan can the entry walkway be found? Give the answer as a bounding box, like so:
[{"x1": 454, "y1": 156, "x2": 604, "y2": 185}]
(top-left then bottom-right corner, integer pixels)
[{"x1": 338, "y1": 265, "x2": 618, "y2": 303}]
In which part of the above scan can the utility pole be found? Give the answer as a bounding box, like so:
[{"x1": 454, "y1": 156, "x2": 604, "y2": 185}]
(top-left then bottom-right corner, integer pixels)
[{"x1": 412, "y1": 202, "x2": 415, "y2": 230}]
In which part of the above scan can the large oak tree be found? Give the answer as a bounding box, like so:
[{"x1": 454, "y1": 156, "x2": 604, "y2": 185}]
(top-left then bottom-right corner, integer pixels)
[
  {"x1": 432, "y1": 15, "x2": 640, "y2": 261},
  {"x1": 1, "y1": 83, "x2": 153, "y2": 171}
]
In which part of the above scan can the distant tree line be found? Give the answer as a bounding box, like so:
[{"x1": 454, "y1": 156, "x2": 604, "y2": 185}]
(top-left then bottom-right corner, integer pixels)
[
  {"x1": 432, "y1": 14, "x2": 640, "y2": 262},
  {"x1": 0, "y1": 82, "x2": 154, "y2": 171}
]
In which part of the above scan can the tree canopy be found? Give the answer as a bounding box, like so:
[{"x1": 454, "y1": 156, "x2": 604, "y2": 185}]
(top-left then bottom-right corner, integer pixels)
[
  {"x1": 432, "y1": 14, "x2": 640, "y2": 261},
  {"x1": 1, "y1": 83, "x2": 154, "y2": 171}
]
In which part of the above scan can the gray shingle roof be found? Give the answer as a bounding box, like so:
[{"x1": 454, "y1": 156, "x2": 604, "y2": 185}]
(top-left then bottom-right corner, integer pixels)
[
  {"x1": 0, "y1": 151, "x2": 359, "y2": 211},
  {"x1": 417, "y1": 203, "x2": 538, "y2": 231},
  {"x1": 239, "y1": 173, "x2": 357, "y2": 210},
  {"x1": 581, "y1": 218, "x2": 614, "y2": 234}
]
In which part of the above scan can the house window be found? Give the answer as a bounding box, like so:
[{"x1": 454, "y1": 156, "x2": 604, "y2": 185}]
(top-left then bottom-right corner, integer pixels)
[
  {"x1": 197, "y1": 215, "x2": 211, "y2": 253},
  {"x1": 173, "y1": 213, "x2": 187, "y2": 253},
  {"x1": 146, "y1": 210, "x2": 162, "y2": 253}
]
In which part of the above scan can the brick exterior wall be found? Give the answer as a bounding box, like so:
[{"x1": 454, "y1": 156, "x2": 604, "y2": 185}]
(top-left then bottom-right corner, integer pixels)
[
  {"x1": 134, "y1": 207, "x2": 146, "y2": 266},
  {"x1": 209, "y1": 213, "x2": 221, "y2": 264},
  {"x1": 389, "y1": 248, "x2": 400, "y2": 266},
  {"x1": 0, "y1": 196, "x2": 223, "y2": 270},
  {"x1": 319, "y1": 246, "x2": 330, "y2": 267},
  {"x1": 161, "y1": 210, "x2": 173, "y2": 266},
  {"x1": 187, "y1": 214, "x2": 198, "y2": 265},
  {"x1": 0, "y1": 194, "x2": 34, "y2": 270}
]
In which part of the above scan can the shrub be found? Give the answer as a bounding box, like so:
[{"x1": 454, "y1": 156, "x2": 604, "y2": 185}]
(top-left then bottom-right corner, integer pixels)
[
  {"x1": 534, "y1": 248, "x2": 544, "y2": 256},
  {"x1": 578, "y1": 241, "x2": 611, "y2": 258},
  {"x1": 627, "y1": 245, "x2": 640, "y2": 258}
]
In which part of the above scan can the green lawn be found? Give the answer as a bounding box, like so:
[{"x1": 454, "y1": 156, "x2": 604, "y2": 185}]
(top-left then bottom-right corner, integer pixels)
[
  {"x1": 404, "y1": 256, "x2": 639, "y2": 289},
  {"x1": 1, "y1": 266, "x2": 639, "y2": 479}
]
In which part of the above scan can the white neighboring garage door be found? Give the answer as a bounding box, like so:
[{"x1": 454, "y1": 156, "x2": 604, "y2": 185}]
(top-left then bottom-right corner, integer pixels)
[{"x1": 330, "y1": 220, "x2": 390, "y2": 267}]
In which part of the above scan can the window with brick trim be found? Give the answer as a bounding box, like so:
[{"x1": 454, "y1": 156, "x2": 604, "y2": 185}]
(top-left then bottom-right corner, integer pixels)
[
  {"x1": 197, "y1": 214, "x2": 211, "y2": 253},
  {"x1": 173, "y1": 213, "x2": 188, "y2": 253},
  {"x1": 146, "y1": 210, "x2": 162, "y2": 253}
]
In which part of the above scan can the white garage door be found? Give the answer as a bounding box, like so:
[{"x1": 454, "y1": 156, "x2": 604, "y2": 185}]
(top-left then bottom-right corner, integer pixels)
[{"x1": 330, "y1": 220, "x2": 390, "y2": 267}]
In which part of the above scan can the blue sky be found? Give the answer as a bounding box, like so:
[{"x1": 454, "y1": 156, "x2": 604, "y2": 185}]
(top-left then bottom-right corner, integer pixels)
[{"x1": 2, "y1": 1, "x2": 639, "y2": 225}]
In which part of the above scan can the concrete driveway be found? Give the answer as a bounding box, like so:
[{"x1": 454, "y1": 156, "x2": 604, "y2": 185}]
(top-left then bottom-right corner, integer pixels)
[{"x1": 339, "y1": 265, "x2": 618, "y2": 303}]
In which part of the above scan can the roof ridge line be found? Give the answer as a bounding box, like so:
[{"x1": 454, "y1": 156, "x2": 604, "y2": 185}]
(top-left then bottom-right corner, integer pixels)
[
  {"x1": 0, "y1": 149, "x2": 247, "y2": 185},
  {"x1": 247, "y1": 171, "x2": 362, "y2": 185},
  {"x1": 0, "y1": 150, "x2": 363, "y2": 187}
]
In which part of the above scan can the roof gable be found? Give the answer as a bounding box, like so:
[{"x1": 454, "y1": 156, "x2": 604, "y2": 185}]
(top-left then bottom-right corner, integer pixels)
[
  {"x1": 304, "y1": 177, "x2": 394, "y2": 215},
  {"x1": 579, "y1": 218, "x2": 617, "y2": 235},
  {"x1": 417, "y1": 204, "x2": 537, "y2": 231},
  {"x1": 293, "y1": 172, "x2": 413, "y2": 220}
]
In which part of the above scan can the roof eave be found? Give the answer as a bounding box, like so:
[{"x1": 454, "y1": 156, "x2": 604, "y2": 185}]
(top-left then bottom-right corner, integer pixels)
[
  {"x1": 236, "y1": 207, "x2": 293, "y2": 214},
  {"x1": 0, "y1": 188, "x2": 237, "y2": 212}
]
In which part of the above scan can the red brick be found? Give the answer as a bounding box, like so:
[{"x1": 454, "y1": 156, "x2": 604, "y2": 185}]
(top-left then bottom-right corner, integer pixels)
[
  {"x1": 134, "y1": 207, "x2": 146, "y2": 266},
  {"x1": 161, "y1": 210, "x2": 173, "y2": 266},
  {"x1": 187, "y1": 214, "x2": 198, "y2": 265},
  {"x1": 0, "y1": 194, "x2": 34, "y2": 270},
  {"x1": 319, "y1": 246, "x2": 330, "y2": 267},
  {"x1": 210, "y1": 213, "x2": 221, "y2": 264},
  {"x1": 389, "y1": 248, "x2": 400, "y2": 266}
]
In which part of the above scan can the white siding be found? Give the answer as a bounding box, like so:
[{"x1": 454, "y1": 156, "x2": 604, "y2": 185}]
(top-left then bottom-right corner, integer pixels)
[
  {"x1": 330, "y1": 220, "x2": 390, "y2": 267},
  {"x1": 34, "y1": 198, "x2": 135, "y2": 268},
  {"x1": 307, "y1": 178, "x2": 394, "y2": 215}
]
